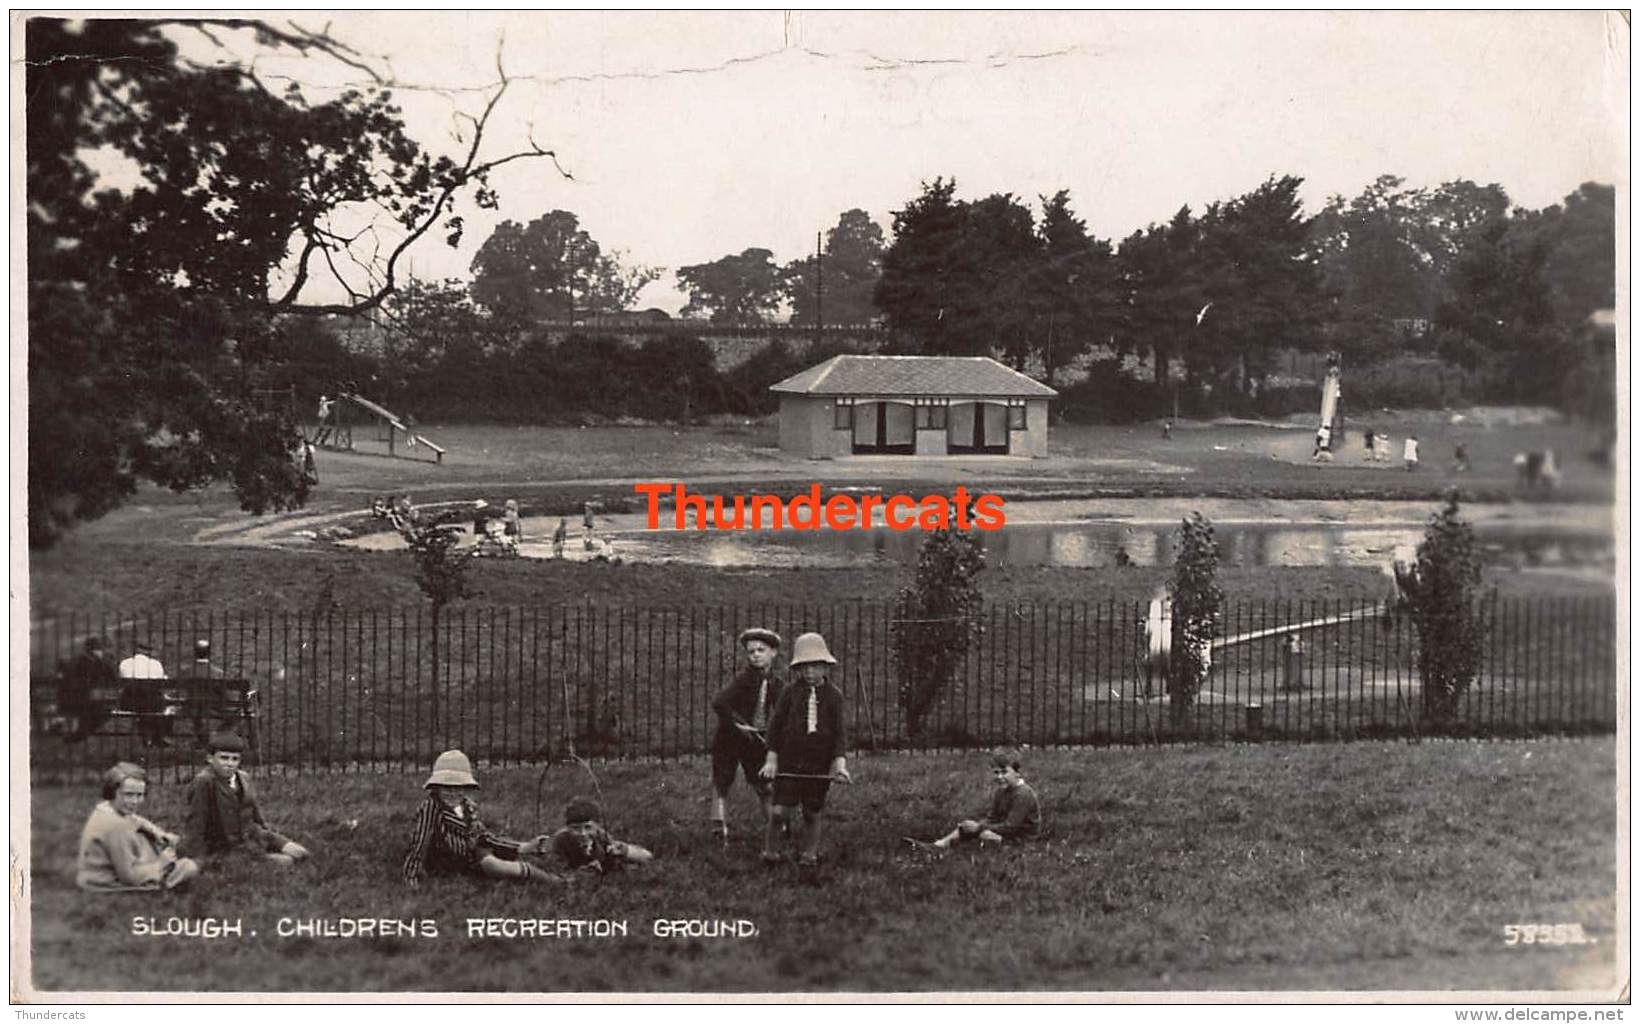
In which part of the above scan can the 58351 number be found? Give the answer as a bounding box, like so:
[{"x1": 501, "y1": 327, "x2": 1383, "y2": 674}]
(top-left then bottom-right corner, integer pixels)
[{"x1": 1503, "y1": 923, "x2": 1593, "y2": 946}]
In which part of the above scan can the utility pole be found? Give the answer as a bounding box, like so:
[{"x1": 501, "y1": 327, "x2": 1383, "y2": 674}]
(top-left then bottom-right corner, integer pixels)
[{"x1": 814, "y1": 231, "x2": 824, "y2": 338}]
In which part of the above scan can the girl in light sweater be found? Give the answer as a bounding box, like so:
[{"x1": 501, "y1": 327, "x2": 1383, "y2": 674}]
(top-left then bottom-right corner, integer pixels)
[{"x1": 77, "y1": 763, "x2": 200, "y2": 892}]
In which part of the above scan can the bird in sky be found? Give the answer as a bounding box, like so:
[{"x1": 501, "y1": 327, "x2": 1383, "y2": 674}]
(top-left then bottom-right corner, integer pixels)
[{"x1": 1196, "y1": 302, "x2": 1213, "y2": 326}]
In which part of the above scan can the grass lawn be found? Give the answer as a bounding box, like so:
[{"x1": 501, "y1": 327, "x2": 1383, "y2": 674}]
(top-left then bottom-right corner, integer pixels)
[{"x1": 25, "y1": 738, "x2": 1619, "y2": 995}]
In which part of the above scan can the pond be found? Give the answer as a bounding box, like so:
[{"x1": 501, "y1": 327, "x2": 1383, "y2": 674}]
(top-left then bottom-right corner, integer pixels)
[{"x1": 340, "y1": 498, "x2": 1614, "y2": 573}]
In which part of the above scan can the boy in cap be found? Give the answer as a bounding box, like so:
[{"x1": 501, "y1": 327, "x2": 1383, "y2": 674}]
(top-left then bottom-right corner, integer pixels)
[
  {"x1": 181, "y1": 731, "x2": 309, "y2": 865},
  {"x1": 402, "y1": 749, "x2": 560, "y2": 887},
  {"x1": 911, "y1": 749, "x2": 1041, "y2": 850},
  {"x1": 709, "y1": 627, "x2": 786, "y2": 839},
  {"x1": 759, "y1": 632, "x2": 850, "y2": 880},
  {"x1": 550, "y1": 796, "x2": 654, "y2": 873}
]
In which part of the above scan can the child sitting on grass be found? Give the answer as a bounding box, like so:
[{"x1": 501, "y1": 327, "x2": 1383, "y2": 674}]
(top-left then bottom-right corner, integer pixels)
[
  {"x1": 759, "y1": 632, "x2": 850, "y2": 882},
  {"x1": 550, "y1": 796, "x2": 654, "y2": 874},
  {"x1": 181, "y1": 732, "x2": 310, "y2": 865},
  {"x1": 402, "y1": 750, "x2": 560, "y2": 887},
  {"x1": 78, "y1": 762, "x2": 201, "y2": 892},
  {"x1": 910, "y1": 749, "x2": 1041, "y2": 850}
]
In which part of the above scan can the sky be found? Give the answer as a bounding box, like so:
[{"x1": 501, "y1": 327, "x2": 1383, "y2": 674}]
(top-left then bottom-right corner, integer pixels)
[{"x1": 166, "y1": 11, "x2": 1629, "y2": 315}]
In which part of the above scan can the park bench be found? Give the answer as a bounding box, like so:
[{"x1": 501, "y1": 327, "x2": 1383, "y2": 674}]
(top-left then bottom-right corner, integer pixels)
[{"x1": 32, "y1": 675, "x2": 260, "y2": 753}]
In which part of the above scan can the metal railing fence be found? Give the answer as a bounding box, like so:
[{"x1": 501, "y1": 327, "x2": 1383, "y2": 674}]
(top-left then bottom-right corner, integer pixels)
[{"x1": 28, "y1": 596, "x2": 1617, "y2": 777}]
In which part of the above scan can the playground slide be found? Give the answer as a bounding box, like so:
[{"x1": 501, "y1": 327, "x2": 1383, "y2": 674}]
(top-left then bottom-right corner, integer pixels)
[
  {"x1": 1318, "y1": 369, "x2": 1341, "y2": 434},
  {"x1": 340, "y1": 393, "x2": 445, "y2": 456}
]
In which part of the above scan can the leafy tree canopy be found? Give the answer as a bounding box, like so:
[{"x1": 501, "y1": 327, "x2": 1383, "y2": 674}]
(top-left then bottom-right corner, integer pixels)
[
  {"x1": 468, "y1": 210, "x2": 657, "y2": 326},
  {"x1": 676, "y1": 247, "x2": 784, "y2": 324},
  {"x1": 783, "y1": 209, "x2": 887, "y2": 326},
  {"x1": 26, "y1": 17, "x2": 554, "y2": 546}
]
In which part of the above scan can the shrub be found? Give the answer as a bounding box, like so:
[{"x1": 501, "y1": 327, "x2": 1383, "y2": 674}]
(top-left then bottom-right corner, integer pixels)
[
  {"x1": 891, "y1": 528, "x2": 985, "y2": 740},
  {"x1": 400, "y1": 515, "x2": 473, "y2": 732},
  {"x1": 1167, "y1": 512, "x2": 1222, "y2": 726},
  {"x1": 1402, "y1": 495, "x2": 1488, "y2": 722}
]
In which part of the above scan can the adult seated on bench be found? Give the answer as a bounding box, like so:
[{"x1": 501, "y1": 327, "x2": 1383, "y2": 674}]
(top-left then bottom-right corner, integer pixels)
[
  {"x1": 179, "y1": 640, "x2": 253, "y2": 746},
  {"x1": 117, "y1": 640, "x2": 171, "y2": 748},
  {"x1": 59, "y1": 636, "x2": 118, "y2": 743}
]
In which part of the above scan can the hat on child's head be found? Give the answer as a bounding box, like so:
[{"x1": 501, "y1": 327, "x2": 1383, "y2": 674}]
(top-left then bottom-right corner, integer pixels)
[
  {"x1": 504, "y1": 499, "x2": 519, "y2": 511},
  {"x1": 788, "y1": 632, "x2": 836, "y2": 667},
  {"x1": 207, "y1": 731, "x2": 245, "y2": 754},
  {"x1": 424, "y1": 749, "x2": 478, "y2": 789},
  {"x1": 738, "y1": 628, "x2": 782, "y2": 650},
  {"x1": 990, "y1": 748, "x2": 1023, "y2": 772},
  {"x1": 564, "y1": 796, "x2": 602, "y2": 825},
  {"x1": 194, "y1": 639, "x2": 211, "y2": 658}
]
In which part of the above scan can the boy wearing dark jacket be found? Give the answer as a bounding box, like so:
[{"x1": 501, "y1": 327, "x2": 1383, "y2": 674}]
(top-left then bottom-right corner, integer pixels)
[
  {"x1": 759, "y1": 632, "x2": 849, "y2": 881},
  {"x1": 181, "y1": 732, "x2": 309, "y2": 865},
  {"x1": 709, "y1": 627, "x2": 786, "y2": 839}
]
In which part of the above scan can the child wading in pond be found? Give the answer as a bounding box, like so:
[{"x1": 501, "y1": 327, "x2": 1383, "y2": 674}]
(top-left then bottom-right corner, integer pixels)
[
  {"x1": 181, "y1": 732, "x2": 310, "y2": 865},
  {"x1": 550, "y1": 796, "x2": 654, "y2": 874},
  {"x1": 402, "y1": 749, "x2": 560, "y2": 887},
  {"x1": 909, "y1": 749, "x2": 1042, "y2": 850},
  {"x1": 759, "y1": 632, "x2": 850, "y2": 881},
  {"x1": 709, "y1": 628, "x2": 786, "y2": 840}
]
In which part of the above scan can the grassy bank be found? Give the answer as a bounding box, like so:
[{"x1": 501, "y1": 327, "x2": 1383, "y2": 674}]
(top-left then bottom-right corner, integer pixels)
[{"x1": 27, "y1": 738, "x2": 1618, "y2": 994}]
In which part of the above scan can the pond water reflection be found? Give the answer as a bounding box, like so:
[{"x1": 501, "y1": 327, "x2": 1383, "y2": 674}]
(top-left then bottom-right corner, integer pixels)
[{"x1": 343, "y1": 502, "x2": 1613, "y2": 572}]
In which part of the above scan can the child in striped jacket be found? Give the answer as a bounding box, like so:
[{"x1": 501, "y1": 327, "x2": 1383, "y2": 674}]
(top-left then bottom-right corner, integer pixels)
[{"x1": 402, "y1": 750, "x2": 559, "y2": 887}]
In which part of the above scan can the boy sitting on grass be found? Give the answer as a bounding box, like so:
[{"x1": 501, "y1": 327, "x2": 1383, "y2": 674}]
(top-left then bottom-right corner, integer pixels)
[
  {"x1": 181, "y1": 732, "x2": 310, "y2": 865},
  {"x1": 910, "y1": 749, "x2": 1041, "y2": 850},
  {"x1": 759, "y1": 632, "x2": 850, "y2": 882},
  {"x1": 402, "y1": 750, "x2": 560, "y2": 887},
  {"x1": 550, "y1": 796, "x2": 654, "y2": 874}
]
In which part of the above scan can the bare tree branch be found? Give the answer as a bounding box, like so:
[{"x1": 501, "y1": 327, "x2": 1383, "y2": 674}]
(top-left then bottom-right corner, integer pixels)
[{"x1": 276, "y1": 72, "x2": 570, "y2": 317}]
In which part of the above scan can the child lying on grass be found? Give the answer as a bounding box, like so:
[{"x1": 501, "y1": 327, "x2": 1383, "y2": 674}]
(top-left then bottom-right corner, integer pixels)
[
  {"x1": 402, "y1": 749, "x2": 560, "y2": 887},
  {"x1": 551, "y1": 797, "x2": 654, "y2": 874}
]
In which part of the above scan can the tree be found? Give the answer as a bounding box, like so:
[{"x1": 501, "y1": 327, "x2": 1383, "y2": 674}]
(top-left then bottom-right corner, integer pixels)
[
  {"x1": 676, "y1": 248, "x2": 783, "y2": 323},
  {"x1": 783, "y1": 209, "x2": 886, "y2": 325},
  {"x1": 1117, "y1": 205, "x2": 1208, "y2": 391},
  {"x1": 1434, "y1": 215, "x2": 1559, "y2": 400},
  {"x1": 875, "y1": 178, "x2": 973, "y2": 354},
  {"x1": 468, "y1": 210, "x2": 656, "y2": 326},
  {"x1": 1166, "y1": 512, "x2": 1221, "y2": 726},
  {"x1": 963, "y1": 193, "x2": 1042, "y2": 367},
  {"x1": 891, "y1": 528, "x2": 986, "y2": 741},
  {"x1": 1027, "y1": 190, "x2": 1123, "y2": 386},
  {"x1": 1510, "y1": 182, "x2": 1616, "y2": 324},
  {"x1": 1310, "y1": 176, "x2": 1514, "y2": 364},
  {"x1": 399, "y1": 515, "x2": 474, "y2": 733},
  {"x1": 26, "y1": 17, "x2": 560, "y2": 546},
  {"x1": 1192, "y1": 175, "x2": 1328, "y2": 384},
  {"x1": 1398, "y1": 496, "x2": 1487, "y2": 723},
  {"x1": 876, "y1": 180, "x2": 1047, "y2": 359},
  {"x1": 1311, "y1": 175, "x2": 1443, "y2": 362}
]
